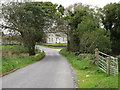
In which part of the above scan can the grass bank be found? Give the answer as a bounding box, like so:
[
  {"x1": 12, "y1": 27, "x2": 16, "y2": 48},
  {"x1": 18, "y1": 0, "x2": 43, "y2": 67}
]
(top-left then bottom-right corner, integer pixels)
[
  {"x1": 0, "y1": 45, "x2": 45, "y2": 76},
  {"x1": 60, "y1": 49, "x2": 118, "y2": 88},
  {"x1": 38, "y1": 43, "x2": 67, "y2": 49},
  {"x1": 43, "y1": 43, "x2": 67, "y2": 46},
  {"x1": 39, "y1": 44, "x2": 64, "y2": 49}
]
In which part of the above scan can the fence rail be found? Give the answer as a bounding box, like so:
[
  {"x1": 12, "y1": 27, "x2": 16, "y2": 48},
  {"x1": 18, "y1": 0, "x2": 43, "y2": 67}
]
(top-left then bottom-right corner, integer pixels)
[{"x1": 95, "y1": 48, "x2": 118, "y2": 75}]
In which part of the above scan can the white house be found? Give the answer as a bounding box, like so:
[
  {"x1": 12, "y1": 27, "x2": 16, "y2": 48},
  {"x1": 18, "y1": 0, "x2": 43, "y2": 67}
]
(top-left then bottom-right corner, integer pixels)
[{"x1": 46, "y1": 32, "x2": 67, "y2": 43}]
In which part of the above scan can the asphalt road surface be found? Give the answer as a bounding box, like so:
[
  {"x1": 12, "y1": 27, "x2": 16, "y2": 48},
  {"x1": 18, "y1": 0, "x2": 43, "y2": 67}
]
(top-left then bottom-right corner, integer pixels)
[{"x1": 1, "y1": 45, "x2": 75, "y2": 88}]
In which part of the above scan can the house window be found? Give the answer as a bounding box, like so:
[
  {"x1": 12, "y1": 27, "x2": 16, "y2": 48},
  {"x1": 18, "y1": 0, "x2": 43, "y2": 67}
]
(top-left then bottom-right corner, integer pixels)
[
  {"x1": 56, "y1": 38, "x2": 57, "y2": 43},
  {"x1": 49, "y1": 38, "x2": 50, "y2": 42},
  {"x1": 52, "y1": 38, "x2": 53, "y2": 42}
]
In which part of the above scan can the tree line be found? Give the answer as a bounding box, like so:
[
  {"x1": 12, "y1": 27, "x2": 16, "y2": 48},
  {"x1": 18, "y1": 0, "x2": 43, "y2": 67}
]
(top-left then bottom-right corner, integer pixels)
[
  {"x1": 1, "y1": 2, "x2": 120, "y2": 55},
  {"x1": 62, "y1": 3, "x2": 120, "y2": 55}
]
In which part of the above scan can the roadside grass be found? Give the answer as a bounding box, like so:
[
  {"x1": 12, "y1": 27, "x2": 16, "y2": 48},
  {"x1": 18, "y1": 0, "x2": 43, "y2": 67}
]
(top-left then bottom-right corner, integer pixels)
[
  {"x1": 43, "y1": 43, "x2": 67, "y2": 46},
  {"x1": 60, "y1": 49, "x2": 118, "y2": 88},
  {"x1": 0, "y1": 45, "x2": 45, "y2": 76},
  {"x1": 2, "y1": 45, "x2": 28, "y2": 53},
  {"x1": 38, "y1": 44, "x2": 65, "y2": 49}
]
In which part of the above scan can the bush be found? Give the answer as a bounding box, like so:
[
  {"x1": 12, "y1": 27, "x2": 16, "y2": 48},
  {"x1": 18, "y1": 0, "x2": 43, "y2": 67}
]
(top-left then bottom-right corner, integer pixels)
[
  {"x1": 2, "y1": 45, "x2": 28, "y2": 53},
  {"x1": 79, "y1": 29, "x2": 111, "y2": 54}
]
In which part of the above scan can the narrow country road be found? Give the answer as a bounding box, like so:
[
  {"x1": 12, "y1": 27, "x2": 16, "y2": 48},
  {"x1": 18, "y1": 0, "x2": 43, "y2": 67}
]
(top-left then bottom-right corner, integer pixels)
[{"x1": 1, "y1": 45, "x2": 75, "y2": 88}]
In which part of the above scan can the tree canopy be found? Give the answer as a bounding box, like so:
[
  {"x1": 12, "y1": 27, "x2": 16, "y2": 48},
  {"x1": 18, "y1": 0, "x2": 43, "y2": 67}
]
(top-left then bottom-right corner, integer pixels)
[
  {"x1": 64, "y1": 3, "x2": 112, "y2": 54},
  {"x1": 1, "y1": 2, "x2": 120, "y2": 55},
  {"x1": 102, "y1": 3, "x2": 120, "y2": 54},
  {"x1": 2, "y1": 2, "x2": 48, "y2": 55}
]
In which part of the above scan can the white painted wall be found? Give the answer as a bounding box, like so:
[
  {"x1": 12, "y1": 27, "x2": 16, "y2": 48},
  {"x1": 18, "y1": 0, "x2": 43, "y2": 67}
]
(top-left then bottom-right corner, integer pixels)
[{"x1": 46, "y1": 32, "x2": 67, "y2": 43}]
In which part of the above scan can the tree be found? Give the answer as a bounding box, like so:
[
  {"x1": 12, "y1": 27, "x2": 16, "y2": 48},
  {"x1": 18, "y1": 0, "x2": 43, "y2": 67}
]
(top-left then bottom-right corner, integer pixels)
[
  {"x1": 2, "y1": 2, "x2": 47, "y2": 55},
  {"x1": 66, "y1": 3, "x2": 94, "y2": 52},
  {"x1": 102, "y1": 3, "x2": 120, "y2": 54},
  {"x1": 64, "y1": 3, "x2": 111, "y2": 54},
  {"x1": 32, "y1": 2, "x2": 58, "y2": 29},
  {"x1": 33, "y1": 2, "x2": 66, "y2": 34},
  {"x1": 76, "y1": 11, "x2": 111, "y2": 54}
]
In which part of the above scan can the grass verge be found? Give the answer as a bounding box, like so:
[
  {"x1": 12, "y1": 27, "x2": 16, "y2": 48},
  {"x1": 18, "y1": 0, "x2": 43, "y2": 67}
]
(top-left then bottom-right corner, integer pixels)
[
  {"x1": 0, "y1": 45, "x2": 45, "y2": 76},
  {"x1": 43, "y1": 43, "x2": 67, "y2": 46},
  {"x1": 59, "y1": 49, "x2": 118, "y2": 88},
  {"x1": 38, "y1": 44, "x2": 65, "y2": 49}
]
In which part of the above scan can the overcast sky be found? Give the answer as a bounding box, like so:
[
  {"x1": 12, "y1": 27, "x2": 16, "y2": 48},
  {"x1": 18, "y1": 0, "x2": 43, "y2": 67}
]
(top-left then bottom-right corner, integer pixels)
[{"x1": 35, "y1": 0, "x2": 119, "y2": 8}]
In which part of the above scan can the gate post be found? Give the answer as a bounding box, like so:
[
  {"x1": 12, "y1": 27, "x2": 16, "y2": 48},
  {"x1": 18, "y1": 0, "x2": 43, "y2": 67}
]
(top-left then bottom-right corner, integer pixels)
[
  {"x1": 106, "y1": 57, "x2": 110, "y2": 75},
  {"x1": 95, "y1": 48, "x2": 99, "y2": 65}
]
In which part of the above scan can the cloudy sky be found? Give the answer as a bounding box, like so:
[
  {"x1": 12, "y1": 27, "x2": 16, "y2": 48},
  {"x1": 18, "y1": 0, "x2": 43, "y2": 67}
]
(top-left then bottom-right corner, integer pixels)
[{"x1": 0, "y1": 0, "x2": 119, "y2": 7}]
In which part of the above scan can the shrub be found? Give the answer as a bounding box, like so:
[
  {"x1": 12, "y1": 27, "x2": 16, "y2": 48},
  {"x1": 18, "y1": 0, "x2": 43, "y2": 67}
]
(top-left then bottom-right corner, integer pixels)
[
  {"x1": 2, "y1": 45, "x2": 28, "y2": 53},
  {"x1": 79, "y1": 29, "x2": 111, "y2": 54}
]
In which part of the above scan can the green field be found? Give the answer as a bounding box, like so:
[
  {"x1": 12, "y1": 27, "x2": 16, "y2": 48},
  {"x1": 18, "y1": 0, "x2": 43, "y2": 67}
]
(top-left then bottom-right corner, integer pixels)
[
  {"x1": 43, "y1": 43, "x2": 67, "y2": 46},
  {"x1": 60, "y1": 49, "x2": 118, "y2": 88},
  {"x1": 39, "y1": 44, "x2": 65, "y2": 49},
  {"x1": 0, "y1": 45, "x2": 45, "y2": 76},
  {"x1": 38, "y1": 43, "x2": 67, "y2": 49}
]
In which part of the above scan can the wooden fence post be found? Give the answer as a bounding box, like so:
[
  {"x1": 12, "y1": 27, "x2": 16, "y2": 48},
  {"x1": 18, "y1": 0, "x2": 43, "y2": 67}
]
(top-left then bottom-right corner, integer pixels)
[
  {"x1": 106, "y1": 57, "x2": 110, "y2": 75},
  {"x1": 95, "y1": 48, "x2": 99, "y2": 65},
  {"x1": 115, "y1": 58, "x2": 118, "y2": 74}
]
